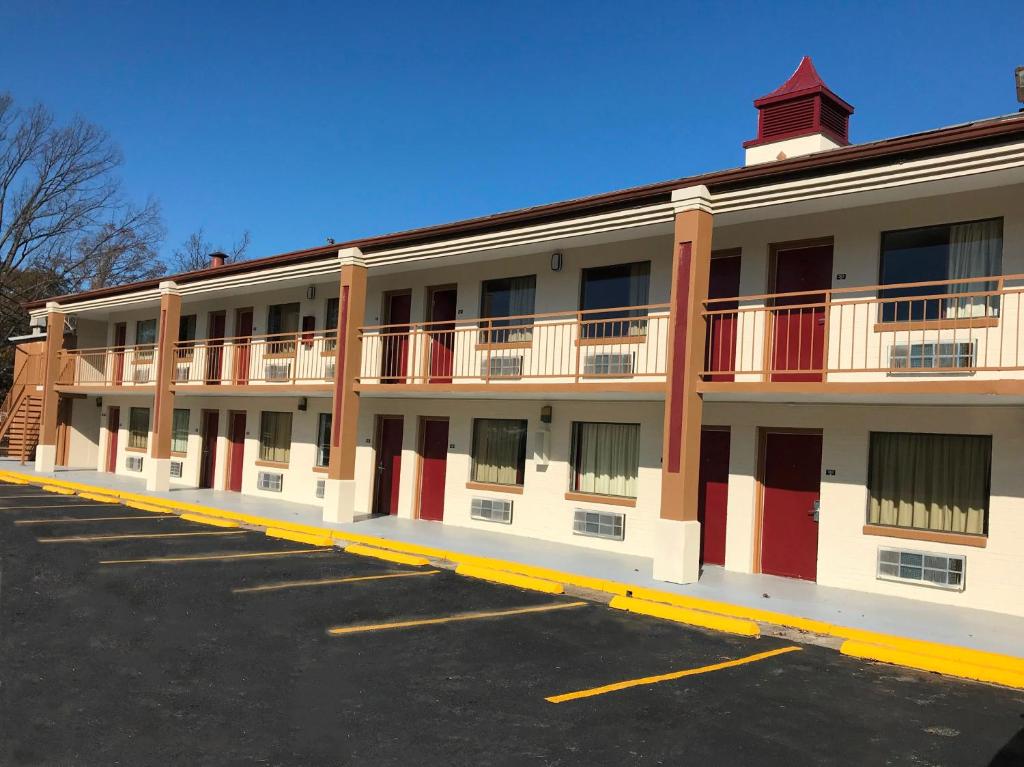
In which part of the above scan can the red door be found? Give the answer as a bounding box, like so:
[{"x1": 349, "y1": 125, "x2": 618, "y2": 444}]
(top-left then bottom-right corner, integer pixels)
[
  {"x1": 760, "y1": 431, "x2": 823, "y2": 581},
  {"x1": 106, "y1": 406, "x2": 120, "y2": 473},
  {"x1": 381, "y1": 293, "x2": 411, "y2": 383},
  {"x1": 227, "y1": 412, "x2": 246, "y2": 492},
  {"x1": 112, "y1": 324, "x2": 127, "y2": 385},
  {"x1": 206, "y1": 312, "x2": 227, "y2": 384},
  {"x1": 418, "y1": 418, "x2": 449, "y2": 521},
  {"x1": 705, "y1": 255, "x2": 742, "y2": 382},
  {"x1": 199, "y1": 410, "x2": 219, "y2": 489},
  {"x1": 372, "y1": 416, "x2": 403, "y2": 515},
  {"x1": 234, "y1": 309, "x2": 253, "y2": 384},
  {"x1": 698, "y1": 428, "x2": 731, "y2": 566},
  {"x1": 771, "y1": 244, "x2": 833, "y2": 382},
  {"x1": 427, "y1": 288, "x2": 457, "y2": 383}
]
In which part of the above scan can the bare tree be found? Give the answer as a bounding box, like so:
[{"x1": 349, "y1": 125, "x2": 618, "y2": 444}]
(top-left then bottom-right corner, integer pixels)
[{"x1": 169, "y1": 227, "x2": 251, "y2": 273}]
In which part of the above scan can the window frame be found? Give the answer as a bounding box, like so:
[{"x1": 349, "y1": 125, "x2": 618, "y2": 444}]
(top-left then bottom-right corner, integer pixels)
[
  {"x1": 478, "y1": 275, "x2": 537, "y2": 346},
  {"x1": 170, "y1": 408, "x2": 190, "y2": 455},
  {"x1": 315, "y1": 413, "x2": 332, "y2": 469},
  {"x1": 258, "y1": 410, "x2": 293, "y2": 465},
  {"x1": 568, "y1": 421, "x2": 641, "y2": 500},
  {"x1": 127, "y1": 407, "x2": 150, "y2": 450},
  {"x1": 578, "y1": 261, "x2": 651, "y2": 340},
  {"x1": 469, "y1": 417, "x2": 529, "y2": 488}
]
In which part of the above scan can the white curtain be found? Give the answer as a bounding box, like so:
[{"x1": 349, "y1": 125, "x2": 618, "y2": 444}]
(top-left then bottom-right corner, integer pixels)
[
  {"x1": 947, "y1": 219, "x2": 1002, "y2": 318},
  {"x1": 572, "y1": 422, "x2": 640, "y2": 498},
  {"x1": 472, "y1": 419, "x2": 526, "y2": 485},
  {"x1": 627, "y1": 262, "x2": 650, "y2": 336},
  {"x1": 506, "y1": 277, "x2": 536, "y2": 342}
]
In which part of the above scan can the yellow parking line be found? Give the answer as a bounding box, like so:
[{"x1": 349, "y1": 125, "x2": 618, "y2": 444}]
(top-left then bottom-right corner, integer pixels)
[
  {"x1": 233, "y1": 570, "x2": 441, "y2": 594},
  {"x1": 0, "y1": 504, "x2": 120, "y2": 511},
  {"x1": 16, "y1": 515, "x2": 175, "y2": 525},
  {"x1": 545, "y1": 646, "x2": 803, "y2": 704},
  {"x1": 327, "y1": 600, "x2": 588, "y2": 636},
  {"x1": 38, "y1": 530, "x2": 250, "y2": 543},
  {"x1": 100, "y1": 548, "x2": 333, "y2": 565}
]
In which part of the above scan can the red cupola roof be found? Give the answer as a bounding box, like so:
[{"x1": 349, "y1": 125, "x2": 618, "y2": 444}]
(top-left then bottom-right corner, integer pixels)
[{"x1": 743, "y1": 57, "x2": 854, "y2": 149}]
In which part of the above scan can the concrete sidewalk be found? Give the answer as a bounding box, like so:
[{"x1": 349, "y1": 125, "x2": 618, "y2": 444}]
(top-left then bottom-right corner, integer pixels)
[{"x1": 5, "y1": 459, "x2": 1024, "y2": 659}]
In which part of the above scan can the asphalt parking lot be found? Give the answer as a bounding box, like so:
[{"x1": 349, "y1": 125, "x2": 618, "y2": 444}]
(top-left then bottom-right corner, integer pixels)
[{"x1": 1, "y1": 480, "x2": 1022, "y2": 766}]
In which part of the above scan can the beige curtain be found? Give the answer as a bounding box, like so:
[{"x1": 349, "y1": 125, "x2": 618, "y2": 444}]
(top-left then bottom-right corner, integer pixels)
[
  {"x1": 259, "y1": 411, "x2": 293, "y2": 463},
  {"x1": 472, "y1": 419, "x2": 526, "y2": 485},
  {"x1": 506, "y1": 277, "x2": 536, "y2": 342},
  {"x1": 572, "y1": 422, "x2": 640, "y2": 498},
  {"x1": 947, "y1": 219, "x2": 1002, "y2": 318},
  {"x1": 869, "y1": 432, "x2": 990, "y2": 535},
  {"x1": 171, "y1": 409, "x2": 190, "y2": 453}
]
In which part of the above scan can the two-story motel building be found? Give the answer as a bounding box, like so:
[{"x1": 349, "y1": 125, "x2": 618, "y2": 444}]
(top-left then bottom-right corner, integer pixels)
[{"x1": 4, "y1": 59, "x2": 1024, "y2": 617}]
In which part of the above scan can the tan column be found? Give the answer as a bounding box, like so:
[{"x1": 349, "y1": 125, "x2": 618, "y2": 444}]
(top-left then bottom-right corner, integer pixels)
[
  {"x1": 147, "y1": 282, "x2": 181, "y2": 491},
  {"x1": 654, "y1": 185, "x2": 714, "y2": 583},
  {"x1": 324, "y1": 248, "x2": 368, "y2": 522},
  {"x1": 34, "y1": 303, "x2": 66, "y2": 473}
]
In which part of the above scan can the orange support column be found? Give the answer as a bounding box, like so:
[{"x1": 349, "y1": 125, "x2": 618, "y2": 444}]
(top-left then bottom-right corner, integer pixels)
[
  {"x1": 34, "y1": 303, "x2": 67, "y2": 474},
  {"x1": 147, "y1": 282, "x2": 182, "y2": 491},
  {"x1": 655, "y1": 185, "x2": 714, "y2": 583},
  {"x1": 323, "y1": 248, "x2": 368, "y2": 523}
]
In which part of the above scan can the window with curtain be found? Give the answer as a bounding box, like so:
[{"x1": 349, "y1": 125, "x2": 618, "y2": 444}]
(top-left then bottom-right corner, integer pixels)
[
  {"x1": 579, "y1": 261, "x2": 650, "y2": 338},
  {"x1": 325, "y1": 298, "x2": 339, "y2": 331},
  {"x1": 480, "y1": 275, "x2": 536, "y2": 343},
  {"x1": 867, "y1": 431, "x2": 991, "y2": 536},
  {"x1": 259, "y1": 411, "x2": 293, "y2": 464},
  {"x1": 471, "y1": 419, "x2": 528, "y2": 486},
  {"x1": 128, "y1": 407, "x2": 150, "y2": 449},
  {"x1": 570, "y1": 422, "x2": 640, "y2": 498},
  {"x1": 178, "y1": 315, "x2": 197, "y2": 342},
  {"x1": 171, "y1": 409, "x2": 190, "y2": 454},
  {"x1": 267, "y1": 302, "x2": 300, "y2": 354},
  {"x1": 316, "y1": 413, "x2": 332, "y2": 468},
  {"x1": 878, "y1": 218, "x2": 1003, "y2": 322},
  {"x1": 135, "y1": 318, "x2": 157, "y2": 346}
]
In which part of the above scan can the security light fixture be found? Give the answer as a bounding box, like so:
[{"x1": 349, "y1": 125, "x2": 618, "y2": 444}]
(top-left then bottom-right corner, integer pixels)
[
  {"x1": 95, "y1": 397, "x2": 102, "y2": 408},
  {"x1": 306, "y1": 286, "x2": 316, "y2": 300},
  {"x1": 298, "y1": 397, "x2": 308, "y2": 412},
  {"x1": 550, "y1": 252, "x2": 563, "y2": 272},
  {"x1": 540, "y1": 405, "x2": 552, "y2": 424}
]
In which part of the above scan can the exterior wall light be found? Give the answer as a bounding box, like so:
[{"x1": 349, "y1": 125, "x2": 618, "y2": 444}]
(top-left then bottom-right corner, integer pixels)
[
  {"x1": 540, "y1": 405, "x2": 552, "y2": 424},
  {"x1": 550, "y1": 252, "x2": 563, "y2": 272},
  {"x1": 298, "y1": 397, "x2": 308, "y2": 411},
  {"x1": 306, "y1": 286, "x2": 316, "y2": 300}
]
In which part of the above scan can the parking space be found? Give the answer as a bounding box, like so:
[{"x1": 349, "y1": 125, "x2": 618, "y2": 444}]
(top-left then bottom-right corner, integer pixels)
[{"x1": 1, "y1": 480, "x2": 1022, "y2": 765}]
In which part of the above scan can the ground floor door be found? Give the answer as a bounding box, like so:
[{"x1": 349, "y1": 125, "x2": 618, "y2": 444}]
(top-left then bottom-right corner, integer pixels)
[
  {"x1": 55, "y1": 398, "x2": 73, "y2": 467},
  {"x1": 698, "y1": 427, "x2": 731, "y2": 566},
  {"x1": 226, "y1": 411, "x2": 246, "y2": 492},
  {"x1": 418, "y1": 417, "x2": 449, "y2": 521},
  {"x1": 199, "y1": 410, "x2": 220, "y2": 489},
  {"x1": 759, "y1": 430, "x2": 823, "y2": 581},
  {"x1": 105, "y1": 406, "x2": 120, "y2": 473},
  {"x1": 371, "y1": 416, "x2": 403, "y2": 515}
]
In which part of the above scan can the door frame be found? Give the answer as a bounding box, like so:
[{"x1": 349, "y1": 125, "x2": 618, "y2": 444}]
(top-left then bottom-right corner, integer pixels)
[
  {"x1": 105, "y1": 405, "x2": 120, "y2": 473},
  {"x1": 413, "y1": 415, "x2": 450, "y2": 521},
  {"x1": 225, "y1": 410, "x2": 247, "y2": 492},
  {"x1": 199, "y1": 409, "x2": 221, "y2": 489},
  {"x1": 206, "y1": 311, "x2": 227, "y2": 384},
  {"x1": 55, "y1": 397, "x2": 73, "y2": 467},
  {"x1": 752, "y1": 426, "x2": 823, "y2": 575},
  {"x1": 422, "y1": 284, "x2": 458, "y2": 381},
  {"x1": 698, "y1": 424, "x2": 731, "y2": 566},
  {"x1": 371, "y1": 414, "x2": 404, "y2": 516},
  {"x1": 232, "y1": 307, "x2": 254, "y2": 384},
  {"x1": 380, "y1": 290, "x2": 412, "y2": 383}
]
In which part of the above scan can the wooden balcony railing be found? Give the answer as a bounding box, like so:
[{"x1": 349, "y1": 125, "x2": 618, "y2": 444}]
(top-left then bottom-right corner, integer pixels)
[
  {"x1": 357, "y1": 304, "x2": 671, "y2": 386},
  {"x1": 702, "y1": 274, "x2": 1024, "y2": 383},
  {"x1": 173, "y1": 330, "x2": 336, "y2": 385},
  {"x1": 58, "y1": 345, "x2": 157, "y2": 387}
]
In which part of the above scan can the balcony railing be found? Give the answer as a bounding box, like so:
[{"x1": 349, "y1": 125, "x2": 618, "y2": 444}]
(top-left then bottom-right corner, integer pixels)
[
  {"x1": 702, "y1": 274, "x2": 1024, "y2": 383},
  {"x1": 58, "y1": 344, "x2": 157, "y2": 387},
  {"x1": 358, "y1": 304, "x2": 671, "y2": 386}
]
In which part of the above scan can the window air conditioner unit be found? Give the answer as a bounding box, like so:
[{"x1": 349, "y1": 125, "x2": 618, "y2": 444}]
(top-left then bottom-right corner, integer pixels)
[
  {"x1": 481, "y1": 355, "x2": 523, "y2": 378},
  {"x1": 173, "y1": 365, "x2": 190, "y2": 383},
  {"x1": 877, "y1": 547, "x2": 965, "y2": 591},
  {"x1": 266, "y1": 363, "x2": 292, "y2": 382},
  {"x1": 132, "y1": 367, "x2": 151, "y2": 384},
  {"x1": 324, "y1": 362, "x2": 336, "y2": 380},
  {"x1": 573, "y1": 509, "x2": 624, "y2": 541},
  {"x1": 125, "y1": 455, "x2": 144, "y2": 472},
  {"x1": 889, "y1": 341, "x2": 975, "y2": 371},
  {"x1": 170, "y1": 460, "x2": 183, "y2": 479},
  {"x1": 315, "y1": 479, "x2": 326, "y2": 499},
  {"x1": 470, "y1": 497, "x2": 513, "y2": 524},
  {"x1": 583, "y1": 352, "x2": 635, "y2": 376},
  {"x1": 257, "y1": 471, "x2": 283, "y2": 492}
]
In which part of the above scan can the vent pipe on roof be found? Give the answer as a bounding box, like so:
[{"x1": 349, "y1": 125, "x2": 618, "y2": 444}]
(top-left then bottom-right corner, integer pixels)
[{"x1": 208, "y1": 251, "x2": 228, "y2": 269}]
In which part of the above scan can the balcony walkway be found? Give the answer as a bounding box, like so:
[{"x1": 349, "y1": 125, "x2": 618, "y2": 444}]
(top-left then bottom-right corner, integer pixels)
[{"x1": 4, "y1": 458, "x2": 1023, "y2": 659}]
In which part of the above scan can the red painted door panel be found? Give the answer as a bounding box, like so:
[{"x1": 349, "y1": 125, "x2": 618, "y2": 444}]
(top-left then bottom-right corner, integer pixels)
[
  {"x1": 760, "y1": 432, "x2": 822, "y2": 581},
  {"x1": 113, "y1": 324, "x2": 127, "y2": 385},
  {"x1": 199, "y1": 411, "x2": 219, "y2": 489},
  {"x1": 234, "y1": 309, "x2": 253, "y2": 384},
  {"x1": 698, "y1": 428, "x2": 731, "y2": 566},
  {"x1": 418, "y1": 419, "x2": 449, "y2": 521},
  {"x1": 206, "y1": 312, "x2": 227, "y2": 384},
  {"x1": 705, "y1": 255, "x2": 742, "y2": 382},
  {"x1": 427, "y1": 289, "x2": 457, "y2": 383},
  {"x1": 106, "y1": 407, "x2": 120, "y2": 473},
  {"x1": 227, "y1": 412, "x2": 246, "y2": 492},
  {"x1": 381, "y1": 294, "x2": 411, "y2": 383},
  {"x1": 372, "y1": 417, "x2": 404, "y2": 515},
  {"x1": 771, "y1": 245, "x2": 832, "y2": 382}
]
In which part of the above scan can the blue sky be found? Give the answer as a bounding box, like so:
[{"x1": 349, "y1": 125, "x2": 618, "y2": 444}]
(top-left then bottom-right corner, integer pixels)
[{"x1": 2, "y1": 1, "x2": 1021, "y2": 264}]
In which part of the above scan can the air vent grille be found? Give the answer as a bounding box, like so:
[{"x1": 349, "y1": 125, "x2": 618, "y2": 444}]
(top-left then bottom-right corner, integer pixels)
[
  {"x1": 170, "y1": 460, "x2": 183, "y2": 479},
  {"x1": 257, "y1": 471, "x2": 283, "y2": 492},
  {"x1": 481, "y1": 355, "x2": 523, "y2": 378},
  {"x1": 125, "y1": 455, "x2": 144, "y2": 472},
  {"x1": 889, "y1": 341, "x2": 975, "y2": 371},
  {"x1": 266, "y1": 363, "x2": 292, "y2": 382},
  {"x1": 877, "y1": 547, "x2": 965, "y2": 591},
  {"x1": 573, "y1": 509, "x2": 624, "y2": 541},
  {"x1": 315, "y1": 479, "x2": 326, "y2": 499},
  {"x1": 583, "y1": 352, "x2": 635, "y2": 376},
  {"x1": 470, "y1": 497, "x2": 513, "y2": 524}
]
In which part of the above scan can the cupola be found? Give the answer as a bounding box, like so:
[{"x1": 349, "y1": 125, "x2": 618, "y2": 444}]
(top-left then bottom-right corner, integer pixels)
[{"x1": 743, "y1": 57, "x2": 854, "y2": 165}]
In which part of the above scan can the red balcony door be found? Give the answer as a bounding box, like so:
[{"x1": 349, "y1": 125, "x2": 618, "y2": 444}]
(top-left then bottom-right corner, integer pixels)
[
  {"x1": 705, "y1": 253, "x2": 742, "y2": 382},
  {"x1": 198, "y1": 410, "x2": 220, "y2": 489},
  {"x1": 105, "y1": 406, "x2": 120, "y2": 472},
  {"x1": 698, "y1": 427, "x2": 731, "y2": 566},
  {"x1": 112, "y1": 323, "x2": 127, "y2": 385},
  {"x1": 233, "y1": 308, "x2": 253, "y2": 384},
  {"x1": 427, "y1": 287, "x2": 457, "y2": 383},
  {"x1": 417, "y1": 417, "x2": 449, "y2": 522},
  {"x1": 759, "y1": 430, "x2": 822, "y2": 581},
  {"x1": 380, "y1": 292, "x2": 411, "y2": 383},
  {"x1": 770, "y1": 243, "x2": 833, "y2": 382},
  {"x1": 226, "y1": 411, "x2": 246, "y2": 492},
  {"x1": 371, "y1": 416, "x2": 403, "y2": 515},
  {"x1": 206, "y1": 312, "x2": 226, "y2": 384}
]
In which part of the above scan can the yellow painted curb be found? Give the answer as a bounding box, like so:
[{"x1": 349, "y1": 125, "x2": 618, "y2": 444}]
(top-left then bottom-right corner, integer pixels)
[
  {"x1": 834, "y1": 628, "x2": 1024, "y2": 675},
  {"x1": 266, "y1": 528, "x2": 335, "y2": 547},
  {"x1": 77, "y1": 492, "x2": 121, "y2": 504},
  {"x1": 0, "y1": 475, "x2": 30, "y2": 485},
  {"x1": 181, "y1": 513, "x2": 241, "y2": 529},
  {"x1": 610, "y1": 595, "x2": 761, "y2": 638},
  {"x1": 344, "y1": 543, "x2": 430, "y2": 567},
  {"x1": 41, "y1": 485, "x2": 76, "y2": 495},
  {"x1": 841, "y1": 640, "x2": 1024, "y2": 689},
  {"x1": 125, "y1": 501, "x2": 173, "y2": 514},
  {"x1": 455, "y1": 563, "x2": 564, "y2": 594}
]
